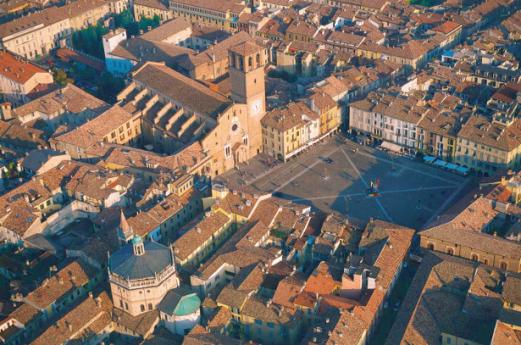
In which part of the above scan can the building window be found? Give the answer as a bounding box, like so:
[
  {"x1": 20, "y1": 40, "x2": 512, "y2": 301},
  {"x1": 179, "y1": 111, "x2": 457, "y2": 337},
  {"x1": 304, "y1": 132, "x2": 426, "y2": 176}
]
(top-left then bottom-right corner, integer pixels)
[
  {"x1": 500, "y1": 262, "x2": 507, "y2": 270},
  {"x1": 447, "y1": 248, "x2": 454, "y2": 255},
  {"x1": 427, "y1": 243, "x2": 434, "y2": 251},
  {"x1": 148, "y1": 303, "x2": 153, "y2": 310},
  {"x1": 224, "y1": 145, "x2": 231, "y2": 158},
  {"x1": 471, "y1": 254, "x2": 478, "y2": 262},
  {"x1": 140, "y1": 304, "x2": 145, "y2": 312}
]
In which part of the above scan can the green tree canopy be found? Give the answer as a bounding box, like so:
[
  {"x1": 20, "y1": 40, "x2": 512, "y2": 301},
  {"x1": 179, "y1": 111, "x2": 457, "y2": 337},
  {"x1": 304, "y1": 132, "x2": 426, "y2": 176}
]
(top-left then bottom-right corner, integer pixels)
[
  {"x1": 53, "y1": 68, "x2": 72, "y2": 86},
  {"x1": 72, "y1": 25, "x2": 109, "y2": 59}
]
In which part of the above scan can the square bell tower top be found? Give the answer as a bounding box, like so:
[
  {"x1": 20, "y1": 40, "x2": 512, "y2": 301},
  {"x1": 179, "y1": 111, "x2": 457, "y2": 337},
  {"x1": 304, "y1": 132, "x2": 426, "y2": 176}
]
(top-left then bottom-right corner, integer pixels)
[{"x1": 229, "y1": 41, "x2": 267, "y2": 73}]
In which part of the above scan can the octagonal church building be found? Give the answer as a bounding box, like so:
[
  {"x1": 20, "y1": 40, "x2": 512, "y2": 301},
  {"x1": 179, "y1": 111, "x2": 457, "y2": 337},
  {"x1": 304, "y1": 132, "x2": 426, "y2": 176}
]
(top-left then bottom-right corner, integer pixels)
[{"x1": 108, "y1": 236, "x2": 180, "y2": 316}]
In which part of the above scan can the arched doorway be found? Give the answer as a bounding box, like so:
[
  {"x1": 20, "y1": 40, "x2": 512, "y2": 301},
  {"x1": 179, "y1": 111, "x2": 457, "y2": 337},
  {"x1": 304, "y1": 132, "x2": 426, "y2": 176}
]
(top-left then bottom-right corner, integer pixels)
[{"x1": 233, "y1": 143, "x2": 248, "y2": 165}]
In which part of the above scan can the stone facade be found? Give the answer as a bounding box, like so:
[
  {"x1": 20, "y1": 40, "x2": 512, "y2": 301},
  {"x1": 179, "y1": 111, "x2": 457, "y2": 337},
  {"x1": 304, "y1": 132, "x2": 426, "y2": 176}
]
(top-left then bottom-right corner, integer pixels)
[{"x1": 109, "y1": 237, "x2": 180, "y2": 316}]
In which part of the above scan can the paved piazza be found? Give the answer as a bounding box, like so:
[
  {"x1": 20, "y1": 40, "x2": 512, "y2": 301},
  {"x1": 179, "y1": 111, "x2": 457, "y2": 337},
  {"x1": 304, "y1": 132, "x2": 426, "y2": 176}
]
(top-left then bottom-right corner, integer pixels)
[{"x1": 219, "y1": 135, "x2": 470, "y2": 229}]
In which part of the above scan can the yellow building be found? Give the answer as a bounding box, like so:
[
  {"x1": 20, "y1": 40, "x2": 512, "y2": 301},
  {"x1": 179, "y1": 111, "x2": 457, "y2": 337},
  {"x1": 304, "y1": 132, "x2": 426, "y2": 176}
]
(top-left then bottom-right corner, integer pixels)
[
  {"x1": 169, "y1": 0, "x2": 249, "y2": 32},
  {"x1": 356, "y1": 40, "x2": 428, "y2": 70},
  {"x1": 455, "y1": 116, "x2": 521, "y2": 174},
  {"x1": 262, "y1": 102, "x2": 319, "y2": 162},
  {"x1": 420, "y1": 210, "x2": 521, "y2": 273},
  {"x1": 51, "y1": 104, "x2": 142, "y2": 160},
  {"x1": 308, "y1": 92, "x2": 341, "y2": 136},
  {"x1": 134, "y1": 0, "x2": 173, "y2": 23},
  {"x1": 416, "y1": 108, "x2": 466, "y2": 161},
  {"x1": 173, "y1": 210, "x2": 233, "y2": 270},
  {"x1": 285, "y1": 20, "x2": 317, "y2": 43},
  {"x1": 228, "y1": 294, "x2": 302, "y2": 345}
]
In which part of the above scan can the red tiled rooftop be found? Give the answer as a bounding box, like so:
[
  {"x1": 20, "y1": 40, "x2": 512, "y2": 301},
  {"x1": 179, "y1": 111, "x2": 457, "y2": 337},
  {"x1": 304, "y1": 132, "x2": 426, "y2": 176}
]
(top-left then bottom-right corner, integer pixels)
[{"x1": 0, "y1": 50, "x2": 49, "y2": 84}]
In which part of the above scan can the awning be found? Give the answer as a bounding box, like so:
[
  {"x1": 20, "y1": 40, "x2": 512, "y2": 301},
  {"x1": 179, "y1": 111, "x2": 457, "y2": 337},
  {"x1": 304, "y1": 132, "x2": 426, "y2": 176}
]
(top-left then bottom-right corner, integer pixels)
[
  {"x1": 456, "y1": 166, "x2": 469, "y2": 175},
  {"x1": 433, "y1": 160, "x2": 448, "y2": 168},
  {"x1": 446, "y1": 163, "x2": 459, "y2": 171},
  {"x1": 423, "y1": 155, "x2": 436, "y2": 163},
  {"x1": 381, "y1": 141, "x2": 402, "y2": 153}
]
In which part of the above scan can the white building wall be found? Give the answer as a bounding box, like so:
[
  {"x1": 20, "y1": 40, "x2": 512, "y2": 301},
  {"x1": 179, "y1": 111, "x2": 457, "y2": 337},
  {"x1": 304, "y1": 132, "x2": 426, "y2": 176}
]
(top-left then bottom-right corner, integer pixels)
[
  {"x1": 349, "y1": 107, "x2": 373, "y2": 134},
  {"x1": 161, "y1": 310, "x2": 200, "y2": 335},
  {"x1": 111, "y1": 272, "x2": 180, "y2": 316},
  {"x1": 103, "y1": 30, "x2": 127, "y2": 54}
]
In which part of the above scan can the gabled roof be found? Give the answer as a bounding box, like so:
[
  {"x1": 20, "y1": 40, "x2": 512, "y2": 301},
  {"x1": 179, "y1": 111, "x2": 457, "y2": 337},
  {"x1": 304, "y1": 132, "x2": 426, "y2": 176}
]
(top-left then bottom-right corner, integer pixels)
[
  {"x1": 132, "y1": 63, "x2": 231, "y2": 117},
  {"x1": 420, "y1": 225, "x2": 521, "y2": 260},
  {"x1": 0, "y1": 50, "x2": 51, "y2": 84}
]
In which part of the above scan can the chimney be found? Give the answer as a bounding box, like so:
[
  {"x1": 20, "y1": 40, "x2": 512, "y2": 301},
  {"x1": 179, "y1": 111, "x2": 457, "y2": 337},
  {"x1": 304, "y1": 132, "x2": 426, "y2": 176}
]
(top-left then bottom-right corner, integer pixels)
[
  {"x1": 95, "y1": 296, "x2": 102, "y2": 308},
  {"x1": 0, "y1": 102, "x2": 12, "y2": 120},
  {"x1": 66, "y1": 320, "x2": 72, "y2": 332}
]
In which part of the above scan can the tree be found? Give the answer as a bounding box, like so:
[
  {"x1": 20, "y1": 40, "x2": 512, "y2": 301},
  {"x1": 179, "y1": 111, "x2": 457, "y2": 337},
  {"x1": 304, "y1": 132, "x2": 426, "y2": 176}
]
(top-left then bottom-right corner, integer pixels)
[
  {"x1": 114, "y1": 9, "x2": 134, "y2": 29},
  {"x1": 3, "y1": 162, "x2": 18, "y2": 179},
  {"x1": 72, "y1": 25, "x2": 109, "y2": 59},
  {"x1": 408, "y1": 0, "x2": 436, "y2": 6},
  {"x1": 114, "y1": 10, "x2": 162, "y2": 36},
  {"x1": 53, "y1": 68, "x2": 72, "y2": 86},
  {"x1": 138, "y1": 15, "x2": 161, "y2": 33},
  {"x1": 95, "y1": 72, "x2": 125, "y2": 103}
]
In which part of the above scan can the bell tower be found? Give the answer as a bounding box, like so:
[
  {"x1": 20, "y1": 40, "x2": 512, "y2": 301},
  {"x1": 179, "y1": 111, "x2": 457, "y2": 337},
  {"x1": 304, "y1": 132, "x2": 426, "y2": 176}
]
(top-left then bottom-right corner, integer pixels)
[{"x1": 229, "y1": 40, "x2": 267, "y2": 154}]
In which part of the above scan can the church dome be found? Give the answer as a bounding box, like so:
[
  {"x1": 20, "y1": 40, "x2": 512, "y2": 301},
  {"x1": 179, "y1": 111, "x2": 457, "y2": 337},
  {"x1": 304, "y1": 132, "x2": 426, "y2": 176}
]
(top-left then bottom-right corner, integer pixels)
[{"x1": 109, "y1": 239, "x2": 174, "y2": 281}]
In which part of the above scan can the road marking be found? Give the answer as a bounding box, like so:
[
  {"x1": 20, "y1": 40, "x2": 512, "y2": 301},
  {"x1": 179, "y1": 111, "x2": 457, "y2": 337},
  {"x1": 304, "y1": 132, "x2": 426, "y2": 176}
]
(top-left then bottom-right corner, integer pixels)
[
  {"x1": 341, "y1": 148, "x2": 394, "y2": 223},
  {"x1": 422, "y1": 178, "x2": 469, "y2": 228},
  {"x1": 282, "y1": 185, "x2": 457, "y2": 202},
  {"x1": 267, "y1": 147, "x2": 339, "y2": 192}
]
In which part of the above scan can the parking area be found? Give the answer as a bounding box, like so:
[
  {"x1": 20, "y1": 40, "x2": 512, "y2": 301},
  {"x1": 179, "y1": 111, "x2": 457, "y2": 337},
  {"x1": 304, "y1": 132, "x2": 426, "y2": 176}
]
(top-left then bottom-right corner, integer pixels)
[{"x1": 219, "y1": 135, "x2": 471, "y2": 229}]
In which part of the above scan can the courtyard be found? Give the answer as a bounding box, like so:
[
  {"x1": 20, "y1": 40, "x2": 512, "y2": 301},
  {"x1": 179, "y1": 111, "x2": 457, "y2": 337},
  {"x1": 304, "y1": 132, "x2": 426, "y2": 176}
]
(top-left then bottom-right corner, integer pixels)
[{"x1": 219, "y1": 135, "x2": 471, "y2": 229}]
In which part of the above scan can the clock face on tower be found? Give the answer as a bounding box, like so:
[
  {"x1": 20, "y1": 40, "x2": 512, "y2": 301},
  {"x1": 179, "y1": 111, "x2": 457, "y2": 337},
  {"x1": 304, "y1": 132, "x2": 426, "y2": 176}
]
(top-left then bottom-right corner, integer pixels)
[{"x1": 250, "y1": 99, "x2": 262, "y2": 116}]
